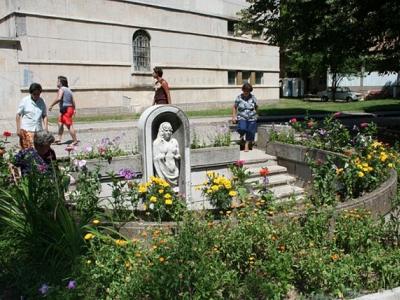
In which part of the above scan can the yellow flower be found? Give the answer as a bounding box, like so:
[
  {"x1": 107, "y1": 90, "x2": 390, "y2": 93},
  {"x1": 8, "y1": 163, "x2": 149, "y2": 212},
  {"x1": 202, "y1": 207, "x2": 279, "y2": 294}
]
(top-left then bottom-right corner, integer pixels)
[
  {"x1": 115, "y1": 239, "x2": 127, "y2": 246},
  {"x1": 164, "y1": 193, "x2": 172, "y2": 199},
  {"x1": 211, "y1": 185, "x2": 219, "y2": 191},
  {"x1": 161, "y1": 182, "x2": 170, "y2": 188},
  {"x1": 92, "y1": 219, "x2": 100, "y2": 225},
  {"x1": 380, "y1": 152, "x2": 388, "y2": 162},
  {"x1": 150, "y1": 196, "x2": 157, "y2": 203},
  {"x1": 388, "y1": 163, "x2": 394, "y2": 168},
  {"x1": 229, "y1": 190, "x2": 237, "y2": 197},
  {"x1": 358, "y1": 171, "x2": 364, "y2": 178},
  {"x1": 158, "y1": 189, "x2": 164, "y2": 194},
  {"x1": 165, "y1": 199, "x2": 173, "y2": 205},
  {"x1": 84, "y1": 233, "x2": 95, "y2": 240},
  {"x1": 159, "y1": 256, "x2": 165, "y2": 263},
  {"x1": 138, "y1": 184, "x2": 147, "y2": 193},
  {"x1": 206, "y1": 189, "x2": 212, "y2": 194},
  {"x1": 125, "y1": 261, "x2": 131, "y2": 270},
  {"x1": 372, "y1": 141, "x2": 382, "y2": 148},
  {"x1": 336, "y1": 168, "x2": 343, "y2": 175},
  {"x1": 206, "y1": 171, "x2": 215, "y2": 177},
  {"x1": 367, "y1": 154, "x2": 372, "y2": 160}
]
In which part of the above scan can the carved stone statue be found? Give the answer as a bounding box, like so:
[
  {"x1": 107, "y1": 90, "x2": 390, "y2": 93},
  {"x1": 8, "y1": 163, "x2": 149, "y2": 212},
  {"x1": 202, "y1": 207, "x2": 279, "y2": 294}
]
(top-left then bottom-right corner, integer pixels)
[{"x1": 153, "y1": 122, "x2": 180, "y2": 186}]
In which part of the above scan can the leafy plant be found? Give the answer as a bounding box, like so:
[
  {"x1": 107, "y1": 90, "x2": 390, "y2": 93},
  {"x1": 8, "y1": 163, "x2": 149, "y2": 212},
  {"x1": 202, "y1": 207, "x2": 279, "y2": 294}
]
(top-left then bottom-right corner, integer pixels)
[
  {"x1": 107, "y1": 169, "x2": 140, "y2": 224},
  {"x1": 69, "y1": 163, "x2": 102, "y2": 223},
  {"x1": 201, "y1": 171, "x2": 237, "y2": 210},
  {"x1": 137, "y1": 176, "x2": 186, "y2": 221}
]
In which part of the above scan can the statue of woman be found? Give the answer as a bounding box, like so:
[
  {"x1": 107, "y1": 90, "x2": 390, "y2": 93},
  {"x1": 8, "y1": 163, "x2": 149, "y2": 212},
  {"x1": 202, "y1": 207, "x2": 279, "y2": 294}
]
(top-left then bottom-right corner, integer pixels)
[{"x1": 153, "y1": 122, "x2": 180, "y2": 186}]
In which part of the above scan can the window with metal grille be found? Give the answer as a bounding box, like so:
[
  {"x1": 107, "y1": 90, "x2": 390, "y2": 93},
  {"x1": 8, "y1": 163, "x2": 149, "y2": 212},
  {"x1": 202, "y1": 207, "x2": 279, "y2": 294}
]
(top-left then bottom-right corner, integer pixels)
[{"x1": 133, "y1": 30, "x2": 151, "y2": 72}]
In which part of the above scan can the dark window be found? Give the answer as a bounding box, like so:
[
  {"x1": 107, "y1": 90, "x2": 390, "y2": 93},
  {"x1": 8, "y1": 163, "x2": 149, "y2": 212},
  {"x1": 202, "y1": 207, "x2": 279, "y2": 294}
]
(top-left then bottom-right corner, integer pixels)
[
  {"x1": 227, "y1": 20, "x2": 237, "y2": 36},
  {"x1": 133, "y1": 30, "x2": 151, "y2": 72},
  {"x1": 228, "y1": 71, "x2": 236, "y2": 85},
  {"x1": 242, "y1": 71, "x2": 251, "y2": 84},
  {"x1": 255, "y1": 72, "x2": 263, "y2": 84}
]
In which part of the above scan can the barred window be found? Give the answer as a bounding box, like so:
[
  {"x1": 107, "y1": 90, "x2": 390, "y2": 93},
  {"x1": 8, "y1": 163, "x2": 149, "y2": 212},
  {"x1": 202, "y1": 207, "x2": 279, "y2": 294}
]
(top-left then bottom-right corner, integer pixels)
[{"x1": 133, "y1": 30, "x2": 151, "y2": 72}]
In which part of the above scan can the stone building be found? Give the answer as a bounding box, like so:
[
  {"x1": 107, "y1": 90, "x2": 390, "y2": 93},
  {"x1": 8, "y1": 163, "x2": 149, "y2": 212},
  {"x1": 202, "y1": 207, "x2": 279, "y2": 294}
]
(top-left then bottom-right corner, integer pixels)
[{"x1": 0, "y1": 0, "x2": 279, "y2": 119}]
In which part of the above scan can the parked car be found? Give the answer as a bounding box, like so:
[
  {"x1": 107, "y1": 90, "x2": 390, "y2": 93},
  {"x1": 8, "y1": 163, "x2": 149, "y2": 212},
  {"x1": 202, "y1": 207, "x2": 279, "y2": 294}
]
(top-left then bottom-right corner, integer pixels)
[
  {"x1": 318, "y1": 87, "x2": 362, "y2": 102},
  {"x1": 365, "y1": 89, "x2": 391, "y2": 100}
]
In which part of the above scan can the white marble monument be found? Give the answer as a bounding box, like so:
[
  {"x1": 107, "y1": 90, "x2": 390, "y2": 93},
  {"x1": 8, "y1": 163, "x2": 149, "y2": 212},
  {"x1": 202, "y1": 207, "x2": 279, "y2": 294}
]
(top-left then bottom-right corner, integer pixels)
[{"x1": 138, "y1": 105, "x2": 191, "y2": 201}]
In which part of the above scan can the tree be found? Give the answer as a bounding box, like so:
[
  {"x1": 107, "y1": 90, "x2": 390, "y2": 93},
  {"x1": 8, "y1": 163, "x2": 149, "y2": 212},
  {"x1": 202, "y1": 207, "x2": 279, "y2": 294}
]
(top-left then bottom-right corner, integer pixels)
[{"x1": 239, "y1": 0, "x2": 399, "y2": 97}]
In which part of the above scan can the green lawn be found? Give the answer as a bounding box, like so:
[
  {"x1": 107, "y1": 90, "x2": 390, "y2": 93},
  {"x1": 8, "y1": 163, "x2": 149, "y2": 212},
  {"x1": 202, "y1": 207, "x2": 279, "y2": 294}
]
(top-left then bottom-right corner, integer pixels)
[
  {"x1": 258, "y1": 98, "x2": 400, "y2": 116},
  {"x1": 48, "y1": 98, "x2": 400, "y2": 123}
]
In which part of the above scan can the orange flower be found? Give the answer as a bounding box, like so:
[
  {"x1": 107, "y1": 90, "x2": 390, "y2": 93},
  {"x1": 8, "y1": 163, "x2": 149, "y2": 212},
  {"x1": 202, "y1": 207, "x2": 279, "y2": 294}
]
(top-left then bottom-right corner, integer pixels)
[
  {"x1": 331, "y1": 253, "x2": 340, "y2": 261},
  {"x1": 259, "y1": 168, "x2": 269, "y2": 177}
]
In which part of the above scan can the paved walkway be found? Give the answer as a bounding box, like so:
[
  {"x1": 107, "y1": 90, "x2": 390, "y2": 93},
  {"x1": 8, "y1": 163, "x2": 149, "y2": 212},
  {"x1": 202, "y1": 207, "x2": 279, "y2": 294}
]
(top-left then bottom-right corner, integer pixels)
[{"x1": 1, "y1": 116, "x2": 234, "y2": 158}]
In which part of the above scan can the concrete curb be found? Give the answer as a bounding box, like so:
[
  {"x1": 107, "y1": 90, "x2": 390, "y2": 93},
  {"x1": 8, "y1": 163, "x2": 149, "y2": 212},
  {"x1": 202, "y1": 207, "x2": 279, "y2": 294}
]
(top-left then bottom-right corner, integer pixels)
[{"x1": 352, "y1": 287, "x2": 400, "y2": 300}]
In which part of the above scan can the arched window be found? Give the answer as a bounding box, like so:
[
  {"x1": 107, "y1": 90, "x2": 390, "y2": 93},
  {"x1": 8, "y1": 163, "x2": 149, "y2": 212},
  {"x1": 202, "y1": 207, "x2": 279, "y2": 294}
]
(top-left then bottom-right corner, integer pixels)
[{"x1": 132, "y1": 30, "x2": 151, "y2": 72}]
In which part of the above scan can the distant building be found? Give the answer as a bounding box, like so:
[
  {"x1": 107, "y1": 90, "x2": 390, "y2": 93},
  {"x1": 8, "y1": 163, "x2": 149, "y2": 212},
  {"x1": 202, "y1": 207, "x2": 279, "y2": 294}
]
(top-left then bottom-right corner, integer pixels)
[{"x1": 0, "y1": 0, "x2": 280, "y2": 119}]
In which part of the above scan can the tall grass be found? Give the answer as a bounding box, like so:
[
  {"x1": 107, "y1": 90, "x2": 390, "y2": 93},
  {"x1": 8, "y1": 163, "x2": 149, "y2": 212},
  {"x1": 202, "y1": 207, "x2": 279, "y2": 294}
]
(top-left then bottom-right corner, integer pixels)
[{"x1": 0, "y1": 167, "x2": 86, "y2": 273}]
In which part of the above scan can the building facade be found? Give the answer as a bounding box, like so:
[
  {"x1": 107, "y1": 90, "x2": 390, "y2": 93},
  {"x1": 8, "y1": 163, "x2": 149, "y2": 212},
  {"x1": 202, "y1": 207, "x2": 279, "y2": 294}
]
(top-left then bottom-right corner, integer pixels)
[{"x1": 0, "y1": 0, "x2": 280, "y2": 119}]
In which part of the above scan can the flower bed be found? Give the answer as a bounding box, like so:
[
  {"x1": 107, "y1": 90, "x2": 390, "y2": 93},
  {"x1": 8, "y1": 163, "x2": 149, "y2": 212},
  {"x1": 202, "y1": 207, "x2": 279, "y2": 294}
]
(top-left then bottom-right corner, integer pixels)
[{"x1": 1, "y1": 122, "x2": 400, "y2": 299}]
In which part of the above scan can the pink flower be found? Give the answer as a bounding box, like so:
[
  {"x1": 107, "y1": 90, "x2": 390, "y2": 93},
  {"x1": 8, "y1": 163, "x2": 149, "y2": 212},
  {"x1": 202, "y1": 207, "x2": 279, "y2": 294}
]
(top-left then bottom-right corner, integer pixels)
[
  {"x1": 98, "y1": 146, "x2": 106, "y2": 155},
  {"x1": 74, "y1": 159, "x2": 87, "y2": 168},
  {"x1": 235, "y1": 160, "x2": 245, "y2": 167},
  {"x1": 333, "y1": 112, "x2": 341, "y2": 118},
  {"x1": 360, "y1": 122, "x2": 369, "y2": 128},
  {"x1": 37, "y1": 164, "x2": 48, "y2": 173},
  {"x1": 289, "y1": 118, "x2": 297, "y2": 123}
]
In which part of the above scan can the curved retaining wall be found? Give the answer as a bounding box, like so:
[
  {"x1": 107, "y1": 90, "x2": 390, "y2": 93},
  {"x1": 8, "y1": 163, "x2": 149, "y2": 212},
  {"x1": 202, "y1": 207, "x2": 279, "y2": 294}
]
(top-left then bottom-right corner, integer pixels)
[{"x1": 265, "y1": 141, "x2": 397, "y2": 219}]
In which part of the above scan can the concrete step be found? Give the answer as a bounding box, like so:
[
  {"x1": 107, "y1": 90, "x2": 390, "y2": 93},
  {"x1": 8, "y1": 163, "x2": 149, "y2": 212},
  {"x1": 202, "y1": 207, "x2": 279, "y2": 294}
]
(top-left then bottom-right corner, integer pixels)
[
  {"x1": 247, "y1": 173, "x2": 297, "y2": 187},
  {"x1": 246, "y1": 165, "x2": 287, "y2": 177},
  {"x1": 269, "y1": 185, "x2": 304, "y2": 200},
  {"x1": 243, "y1": 159, "x2": 278, "y2": 168}
]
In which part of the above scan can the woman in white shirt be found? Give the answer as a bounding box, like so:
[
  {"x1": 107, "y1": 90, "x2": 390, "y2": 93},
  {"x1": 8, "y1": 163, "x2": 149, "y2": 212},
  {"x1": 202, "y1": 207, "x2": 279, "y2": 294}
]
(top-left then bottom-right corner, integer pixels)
[{"x1": 16, "y1": 83, "x2": 48, "y2": 149}]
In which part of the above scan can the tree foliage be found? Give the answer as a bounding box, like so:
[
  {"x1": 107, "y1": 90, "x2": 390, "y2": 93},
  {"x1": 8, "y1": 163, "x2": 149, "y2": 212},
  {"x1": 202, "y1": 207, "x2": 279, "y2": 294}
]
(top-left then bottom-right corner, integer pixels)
[{"x1": 239, "y1": 0, "x2": 400, "y2": 77}]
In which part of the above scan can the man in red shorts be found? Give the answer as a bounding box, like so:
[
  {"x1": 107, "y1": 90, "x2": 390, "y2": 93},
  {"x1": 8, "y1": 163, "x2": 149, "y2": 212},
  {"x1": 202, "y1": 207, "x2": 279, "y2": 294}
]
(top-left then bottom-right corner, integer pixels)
[{"x1": 49, "y1": 76, "x2": 79, "y2": 145}]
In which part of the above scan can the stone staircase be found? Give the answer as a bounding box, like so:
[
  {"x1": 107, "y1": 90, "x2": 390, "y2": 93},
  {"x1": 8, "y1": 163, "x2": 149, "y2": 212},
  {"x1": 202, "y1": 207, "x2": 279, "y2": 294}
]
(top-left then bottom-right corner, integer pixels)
[
  {"x1": 189, "y1": 148, "x2": 305, "y2": 210},
  {"x1": 240, "y1": 149, "x2": 305, "y2": 202}
]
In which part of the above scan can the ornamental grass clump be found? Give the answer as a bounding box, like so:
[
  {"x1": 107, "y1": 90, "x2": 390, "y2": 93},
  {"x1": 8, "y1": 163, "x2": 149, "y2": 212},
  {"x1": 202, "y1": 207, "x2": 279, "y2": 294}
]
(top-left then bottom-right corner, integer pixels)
[
  {"x1": 201, "y1": 171, "x2": 237, "y2": 210},
  {"x1": 137, "y1": 176, "x2": 186, "y2": 221}
]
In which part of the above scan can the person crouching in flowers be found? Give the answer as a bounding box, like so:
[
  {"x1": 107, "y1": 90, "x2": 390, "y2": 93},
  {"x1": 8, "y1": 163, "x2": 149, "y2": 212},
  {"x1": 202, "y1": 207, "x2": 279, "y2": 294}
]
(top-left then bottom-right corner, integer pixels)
[{"x1": 13, "y1": 131, "x2": 57, "y2": 177}]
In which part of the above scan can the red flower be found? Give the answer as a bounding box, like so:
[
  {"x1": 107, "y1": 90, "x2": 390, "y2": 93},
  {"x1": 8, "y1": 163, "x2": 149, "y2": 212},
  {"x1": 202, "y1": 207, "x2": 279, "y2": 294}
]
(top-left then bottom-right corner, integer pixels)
[
  {"x1": 360, "y1": 122, "x2": 369, "y2": 128},
  {"x1": 3, "y1": 131, "x2": 11, "y2": 137},
  {"x1": 289, "y1": 118, "x2": 297, "y2": 123},
  {"x1": 259, "y1": 167, "x2": 269, "y2": 177}
]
